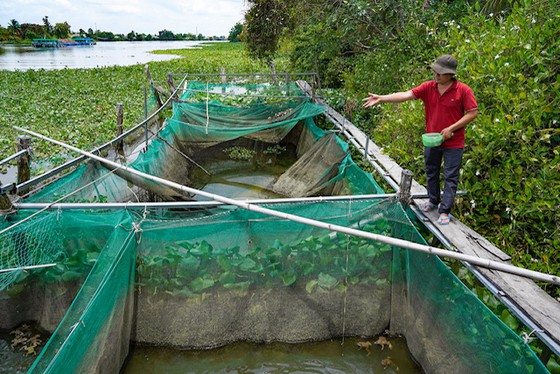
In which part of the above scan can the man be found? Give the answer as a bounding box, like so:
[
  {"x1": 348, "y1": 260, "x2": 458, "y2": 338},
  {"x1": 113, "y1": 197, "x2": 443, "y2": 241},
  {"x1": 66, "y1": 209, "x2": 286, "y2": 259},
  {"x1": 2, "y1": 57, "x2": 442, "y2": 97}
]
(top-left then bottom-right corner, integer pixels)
[{"x1": 362, "y1": 54, "x2": 478, "y2": 225}]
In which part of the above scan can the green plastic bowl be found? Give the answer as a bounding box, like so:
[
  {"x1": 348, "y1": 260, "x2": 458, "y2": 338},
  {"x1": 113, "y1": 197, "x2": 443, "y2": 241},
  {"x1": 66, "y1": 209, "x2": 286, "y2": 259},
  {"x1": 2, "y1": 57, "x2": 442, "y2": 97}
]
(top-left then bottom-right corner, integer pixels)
[{"x1": 422, "y1": 133, "x2": 443, "y2": 147}]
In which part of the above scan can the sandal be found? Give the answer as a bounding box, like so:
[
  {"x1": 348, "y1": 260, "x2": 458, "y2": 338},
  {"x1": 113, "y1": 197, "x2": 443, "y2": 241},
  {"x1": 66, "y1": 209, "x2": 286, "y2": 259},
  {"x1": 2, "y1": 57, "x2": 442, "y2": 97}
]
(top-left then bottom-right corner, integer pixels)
[
  {"x1": 421, "y1": 202, "x2": 436, "y2": 212},
  {"x1": 437, "y1": 214, "x2": 451, "y2": 225}
]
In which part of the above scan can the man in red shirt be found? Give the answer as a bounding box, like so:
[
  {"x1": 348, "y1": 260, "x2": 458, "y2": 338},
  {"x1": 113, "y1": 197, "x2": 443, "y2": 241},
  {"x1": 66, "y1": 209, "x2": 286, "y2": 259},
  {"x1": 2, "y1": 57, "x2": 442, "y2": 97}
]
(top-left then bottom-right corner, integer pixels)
[{"x1": 362, "y1": 55, "x2": 478, "y2": 225}]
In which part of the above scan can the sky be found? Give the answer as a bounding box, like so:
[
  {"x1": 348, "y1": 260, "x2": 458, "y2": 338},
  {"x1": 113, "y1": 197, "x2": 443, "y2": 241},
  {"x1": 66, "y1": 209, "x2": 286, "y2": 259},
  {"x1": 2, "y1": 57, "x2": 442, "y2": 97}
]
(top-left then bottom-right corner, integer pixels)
[{"x1": 0, "y1": 0, "x2": 248, "y2": 37}]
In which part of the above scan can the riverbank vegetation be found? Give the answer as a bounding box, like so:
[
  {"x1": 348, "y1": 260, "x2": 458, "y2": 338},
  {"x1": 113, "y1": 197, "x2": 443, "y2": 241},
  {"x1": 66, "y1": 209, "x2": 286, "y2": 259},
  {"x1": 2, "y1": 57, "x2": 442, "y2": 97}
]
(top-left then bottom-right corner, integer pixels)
[
  {"x1": 0, "y1": 42, "x2": 273, "y2": 160},
  {"x1": 0, "y1": 16, "x2": 228, "y2": 42},
  {"x1": 243, "y1": 0, "x2": 559, "y2": 300}
]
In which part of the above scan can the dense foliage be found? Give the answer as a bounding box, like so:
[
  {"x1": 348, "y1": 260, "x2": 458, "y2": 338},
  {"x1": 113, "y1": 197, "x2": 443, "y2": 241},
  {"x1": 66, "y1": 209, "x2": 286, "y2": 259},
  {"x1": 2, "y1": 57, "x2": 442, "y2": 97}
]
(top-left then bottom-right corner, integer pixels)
[
  {"x1": 244, "y1": 0, "x2": 559, "y2": 299},
  {"x1": 244, "y1": 0, "x2": 289, "y2": 65}
]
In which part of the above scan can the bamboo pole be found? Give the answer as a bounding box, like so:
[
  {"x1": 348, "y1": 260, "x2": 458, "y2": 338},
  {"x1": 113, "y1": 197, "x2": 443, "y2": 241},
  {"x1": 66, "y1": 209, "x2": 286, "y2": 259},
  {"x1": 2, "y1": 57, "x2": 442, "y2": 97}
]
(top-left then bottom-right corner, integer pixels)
[
  {"x1": 115, "y1": 103, "x2": 124, "y2": 156},
  {"x1": 16, "y1": 135, "x2": 31, "y2": 194},
  {"x1": 12, "y1": 126, "x2": 560, "y2": 286}
]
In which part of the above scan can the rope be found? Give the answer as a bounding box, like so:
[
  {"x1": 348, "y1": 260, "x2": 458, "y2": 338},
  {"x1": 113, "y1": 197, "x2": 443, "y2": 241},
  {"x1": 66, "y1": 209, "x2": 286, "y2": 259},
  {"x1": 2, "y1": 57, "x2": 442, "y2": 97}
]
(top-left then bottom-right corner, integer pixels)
[
  {"x1": 132, "y1": 207, "x2": 148, "y2": 244},
  {"x1": 522, "y1": 329, "x2": 544, "y2": 344},
  {"x1": 341, "y1": 198, "x2": 352, "y2": 346}
]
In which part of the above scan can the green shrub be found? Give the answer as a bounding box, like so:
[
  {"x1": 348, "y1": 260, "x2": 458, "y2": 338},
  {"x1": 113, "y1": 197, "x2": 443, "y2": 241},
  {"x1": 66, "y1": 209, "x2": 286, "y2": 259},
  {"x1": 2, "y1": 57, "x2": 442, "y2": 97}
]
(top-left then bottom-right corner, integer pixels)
[{"x1": 346, "y1": 1, "x2": 559, "y2": 297}]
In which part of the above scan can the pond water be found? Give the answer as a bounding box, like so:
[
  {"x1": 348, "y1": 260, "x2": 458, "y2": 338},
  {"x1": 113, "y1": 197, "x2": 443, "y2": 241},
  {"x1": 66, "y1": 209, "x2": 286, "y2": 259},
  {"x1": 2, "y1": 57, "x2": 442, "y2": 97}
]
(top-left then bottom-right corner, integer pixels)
[
  {"x1": 0, "y1": 40, "x2": 204, "y2": 71},
  {"x1": 190, "y1": 144, "x2": 298, "y2": 200},
  {"x1": 191, "y1": 160, "x2": 291, "y2": 201},
  {"x1": 123, "y1": 337, "x2": 422, "y2": 374}
]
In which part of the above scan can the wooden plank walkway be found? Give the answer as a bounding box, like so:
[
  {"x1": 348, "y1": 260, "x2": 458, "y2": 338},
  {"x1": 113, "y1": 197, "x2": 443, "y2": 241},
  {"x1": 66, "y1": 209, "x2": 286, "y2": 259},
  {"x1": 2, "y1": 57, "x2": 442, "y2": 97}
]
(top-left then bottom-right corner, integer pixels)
[{"x1": 297, "y1": 81, "x2": 560, "y2": 357}]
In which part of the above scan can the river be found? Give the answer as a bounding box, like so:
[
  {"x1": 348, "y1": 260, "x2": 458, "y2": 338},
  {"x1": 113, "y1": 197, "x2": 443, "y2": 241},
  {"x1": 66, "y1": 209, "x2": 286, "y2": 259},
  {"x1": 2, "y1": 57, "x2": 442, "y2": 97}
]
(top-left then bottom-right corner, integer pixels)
[{"x1": 0, "y1": 40, "x2": 204, "y2": 71}]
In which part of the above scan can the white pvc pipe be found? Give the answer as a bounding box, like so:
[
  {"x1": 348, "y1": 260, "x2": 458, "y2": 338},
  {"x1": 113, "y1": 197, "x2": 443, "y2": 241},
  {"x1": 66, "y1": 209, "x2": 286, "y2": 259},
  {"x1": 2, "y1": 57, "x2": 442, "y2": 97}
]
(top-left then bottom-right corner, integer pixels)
[
  {"x1": 13, "y1": 126, "x2": 560, "y2": 286},
  {"x1": 0, "y1": 263, "x2": 57, "y2": 273}
]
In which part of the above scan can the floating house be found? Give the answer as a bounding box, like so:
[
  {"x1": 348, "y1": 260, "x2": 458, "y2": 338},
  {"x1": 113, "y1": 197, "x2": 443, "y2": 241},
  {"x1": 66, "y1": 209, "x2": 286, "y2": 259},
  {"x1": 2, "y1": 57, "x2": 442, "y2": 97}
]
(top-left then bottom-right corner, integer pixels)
[
  {"x1": 31, "y1": 38, "x2": 60, "y2": 48},
  {"x1": 32, "y1": 37, "x2": 96, "y2": 48}
]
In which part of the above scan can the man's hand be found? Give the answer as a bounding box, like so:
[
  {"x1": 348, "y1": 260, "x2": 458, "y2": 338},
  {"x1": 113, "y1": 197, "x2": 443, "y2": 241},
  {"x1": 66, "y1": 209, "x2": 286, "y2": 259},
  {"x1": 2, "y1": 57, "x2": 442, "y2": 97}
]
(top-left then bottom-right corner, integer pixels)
[
  {"x1": 441, "y1": 127, "x2": 454, "y2": 140},
  {"x1": 362, "y1": 93, "x2": 382, "y2": 108}
]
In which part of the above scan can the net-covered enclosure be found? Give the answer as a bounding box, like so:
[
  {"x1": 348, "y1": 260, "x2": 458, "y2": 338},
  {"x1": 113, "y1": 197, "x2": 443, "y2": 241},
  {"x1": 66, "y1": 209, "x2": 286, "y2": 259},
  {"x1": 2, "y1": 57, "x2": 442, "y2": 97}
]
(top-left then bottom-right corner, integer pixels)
[
  {"x1": 25, "y1": 82, "x2": 382, "y2": 204},
  {"x1": 0, "y1": 81, "x2": 548, "y2": 373}
]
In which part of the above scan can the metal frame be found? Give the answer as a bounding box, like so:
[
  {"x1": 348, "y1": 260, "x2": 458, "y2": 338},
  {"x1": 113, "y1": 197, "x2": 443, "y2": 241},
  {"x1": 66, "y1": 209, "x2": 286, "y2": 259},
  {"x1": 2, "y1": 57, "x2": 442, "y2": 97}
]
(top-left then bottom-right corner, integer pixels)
[{"x1": 0, "y1": 149, "x2": 28, "y2": 167}]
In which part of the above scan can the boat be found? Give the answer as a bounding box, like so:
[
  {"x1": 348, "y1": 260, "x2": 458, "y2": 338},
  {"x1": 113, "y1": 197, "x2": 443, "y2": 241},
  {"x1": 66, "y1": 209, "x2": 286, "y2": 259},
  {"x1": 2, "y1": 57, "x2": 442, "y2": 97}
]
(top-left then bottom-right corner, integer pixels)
[{"x1": 70, "y1": 37, "x2": 96, "y2": 46}]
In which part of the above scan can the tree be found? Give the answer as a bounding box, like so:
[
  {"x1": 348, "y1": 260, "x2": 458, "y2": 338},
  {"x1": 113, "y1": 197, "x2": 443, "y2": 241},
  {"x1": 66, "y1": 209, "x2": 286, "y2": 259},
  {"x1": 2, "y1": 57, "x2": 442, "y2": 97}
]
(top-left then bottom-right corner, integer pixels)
[
  {"x1": 158, "y1": 29, "x2": 175, "y2": 40},
  {"x1": 42, "y1": 16, "x2": 53, "y2": 35},
  {"x1": 21, "y1": 23, "x2": 44, "y2": 40},
  {"x1": 244, "y1": 0, "x2": 289, "y2": 69},
  {"x1": 53, "y1": 22, "x2": 71, "y2": 38},
  {"x1": 96, "y1": 31, "x2": 115, "y2": 41},
  {"x1": 126, "y1": 30, "x2": 137, "y2": 41},
  {"x1": 228, "y1": 22, "x2": 243, "y2": 42},
  {"x1": 7, "y1": 19, "x2": 21, "y2": 38},
  {"x1": 0, "y1": 26, "x2": 11, "y2": 42}
]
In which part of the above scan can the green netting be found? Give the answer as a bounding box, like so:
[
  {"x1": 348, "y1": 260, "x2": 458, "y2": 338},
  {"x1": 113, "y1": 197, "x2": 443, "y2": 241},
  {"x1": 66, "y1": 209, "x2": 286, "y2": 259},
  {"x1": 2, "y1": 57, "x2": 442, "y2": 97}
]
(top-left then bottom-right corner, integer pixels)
[
  {"x1": 24, "y1": 87, "x2": 380, "y2": 203},
  {"x1": 0, "y1": 203, "x2": 548, "y2": 373},
  {"x1": 23, "y1": 162, "x2": 142, "y2": 204},
  {"x1": 0, "y1": 210, "x2": 132, "y2": 333},
  {"x1": 0, "y1": 212, "x2": 65, "y2": 291},
  {"x1": 130, "y1": 198, "x2": 545, "y2": 373},
  {"x1": 167, "y1": 100, "x2": 324, "y2": 147},
  {"x1": 0, "y1": 82, "x2": 549, "y2": 373},
  {"x1": 28, "y1": 212, "x2": 137, "y2": 373},
  {"x1": 391, "y1": 240, "x2": 548, "y2": 373}
]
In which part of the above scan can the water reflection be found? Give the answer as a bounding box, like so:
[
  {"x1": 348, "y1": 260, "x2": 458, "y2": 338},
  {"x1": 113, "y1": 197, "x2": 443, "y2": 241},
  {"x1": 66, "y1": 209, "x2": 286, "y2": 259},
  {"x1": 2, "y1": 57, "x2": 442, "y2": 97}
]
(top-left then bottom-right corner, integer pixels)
[{"x1": 0, "y1": 41, "x2": 204, "y2": 71}]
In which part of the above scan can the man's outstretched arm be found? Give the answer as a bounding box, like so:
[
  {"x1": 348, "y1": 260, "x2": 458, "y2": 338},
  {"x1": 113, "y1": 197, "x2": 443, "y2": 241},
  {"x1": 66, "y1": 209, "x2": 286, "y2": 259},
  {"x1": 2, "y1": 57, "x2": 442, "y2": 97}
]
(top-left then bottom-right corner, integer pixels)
[{"x1": 362, "y1": 91, "x2": 415, "y2": 108}]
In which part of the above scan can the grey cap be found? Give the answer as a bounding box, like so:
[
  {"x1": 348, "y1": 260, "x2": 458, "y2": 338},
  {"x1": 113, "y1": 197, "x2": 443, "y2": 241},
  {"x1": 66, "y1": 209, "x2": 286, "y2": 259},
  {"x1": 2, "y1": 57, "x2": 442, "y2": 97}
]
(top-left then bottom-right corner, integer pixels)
[{"x1": 429, "y1": 54, "x2": 458, "y2": 75}]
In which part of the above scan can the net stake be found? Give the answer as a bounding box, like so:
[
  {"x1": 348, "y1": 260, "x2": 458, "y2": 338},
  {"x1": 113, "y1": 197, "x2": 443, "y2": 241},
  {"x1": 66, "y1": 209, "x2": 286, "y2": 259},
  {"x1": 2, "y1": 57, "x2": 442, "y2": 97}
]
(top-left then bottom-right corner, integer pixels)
[
  {"x1": 115, "y1": 103, "x2": 124, "y2": 156},
  {"x1": 17, "y1": 135, "x2": 32, "y2": 195},
  {"x1": 397, "y1": 169, "x2": 413, "y2": 205}
]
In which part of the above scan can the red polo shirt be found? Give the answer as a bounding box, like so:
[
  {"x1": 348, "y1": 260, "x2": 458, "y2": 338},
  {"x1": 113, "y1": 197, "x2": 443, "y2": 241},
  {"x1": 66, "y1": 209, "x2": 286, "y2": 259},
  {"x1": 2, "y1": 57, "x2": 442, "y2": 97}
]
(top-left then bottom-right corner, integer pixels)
[{"x1": 411, "y1": 80, "x2": 478, "y2": 149}]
